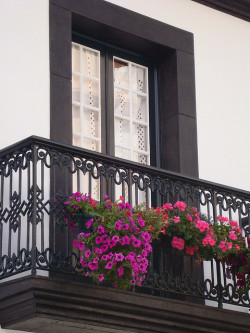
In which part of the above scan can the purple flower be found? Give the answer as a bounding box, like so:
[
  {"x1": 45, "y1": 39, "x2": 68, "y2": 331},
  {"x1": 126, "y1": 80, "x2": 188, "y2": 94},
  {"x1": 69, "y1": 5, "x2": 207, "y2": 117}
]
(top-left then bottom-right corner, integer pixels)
[
  {"x1": 138, "y1": 218, "x2": 145, "y2": 227},
  {"x1": 85, "y1": 250, "x2": 91, "y2": 258},
  {"x1": 115, "y1": 221, "x2": 122, "y2": 230},
  {"x1": 86, "y1": 218, "x2": 94, "y2": 229},
  {"x1": 115, "y1": 253, "x2": 124, "y2": 262},
  {"x1": 105, "y1": 261, "x2": 113, "y2": 269},
  {"x1": 133, "y1": 239, "x2": 142, "y2": 248},
  {"x1": 98, "y1": 274, "x2": 104, "y2": 281},
  {"x1": 97, "y1": 225, "x2": 105, "y2": 234},
  {"x1": 101, "y1": 244, "x2": 109, "y2": 253}
]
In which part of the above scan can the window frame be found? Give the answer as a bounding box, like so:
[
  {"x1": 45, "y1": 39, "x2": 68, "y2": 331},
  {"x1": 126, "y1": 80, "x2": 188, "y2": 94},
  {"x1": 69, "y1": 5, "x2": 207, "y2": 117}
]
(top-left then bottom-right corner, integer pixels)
[
  {"x1": 72, "y1": 33, "x2": 159, "y2": 167},
  {"x1": 50, "y1": 0, "x2": 198, "y2": 177}
]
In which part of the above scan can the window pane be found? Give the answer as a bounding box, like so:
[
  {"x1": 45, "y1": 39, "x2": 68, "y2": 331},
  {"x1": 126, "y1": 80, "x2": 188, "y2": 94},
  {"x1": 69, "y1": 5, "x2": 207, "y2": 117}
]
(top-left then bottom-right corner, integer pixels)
[
  {"x1": 115, "y1": 147, "x2": 131, "y2": 160},
  {"x1": 82, "y1": 78, "x2": 99, "y2": 108},
  {"x1": 82, "y1": 48, "x2": 99, "y2": 78},
  {"x1": 115, "y1": 118, "x2": 130, "y2": 147},
  {"x1": 72, "y1": 105, "x2": 81, "y2": 133},
  {"x1": 114, "y1": 88, "x2": 130, "y2": 117},
  {"x1": 72, "y1": 43, "x2": 101, "y2": 153},
  {"x1": 82, "y1": 108, "x2": 100, "y2": 138},
  {"x1": 132, "y1": 94, "x2": 148, "y2": 122},
  {"x1": 133, "y1": 123, "x2": 148, "y2": 151},
  {"x1": 72, "y1": 75, "x2": 80, "y2": 102},
  {"x1": 132, "y1": 65, "x2": 147, "y2": 93},
  {"x1": 114, "y1": 57, "x2": 150, "y2": 166},
  {"x1": 114, "y1": 59, "x2": 129, "y2": 89},
  {"x1": 72, "y1": 44, "x2": 80, "y2": 72},
  {"x1": 83, "y1": 137, "x2": 99, "y2": 151}
]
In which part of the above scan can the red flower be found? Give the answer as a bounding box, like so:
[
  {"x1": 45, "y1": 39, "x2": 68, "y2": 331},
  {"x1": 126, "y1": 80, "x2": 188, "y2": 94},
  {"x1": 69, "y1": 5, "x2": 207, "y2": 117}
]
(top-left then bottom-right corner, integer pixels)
[
  {"x1": 126, "y1": 211, "x2": 131, "y2": 216},
  {"x1": 149, "y1": 226, "x2": 153, "y2": 233}
]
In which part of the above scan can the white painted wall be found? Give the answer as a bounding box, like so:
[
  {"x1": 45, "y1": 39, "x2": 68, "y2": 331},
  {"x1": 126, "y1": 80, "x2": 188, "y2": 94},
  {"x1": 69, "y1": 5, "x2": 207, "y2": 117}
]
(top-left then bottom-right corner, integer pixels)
[
  {"x1": 106, "y1": 0, "x2": 250, "y2": 193},
  {"x1": 0, "y1": 0, "x2": 50, "y2": 150}
]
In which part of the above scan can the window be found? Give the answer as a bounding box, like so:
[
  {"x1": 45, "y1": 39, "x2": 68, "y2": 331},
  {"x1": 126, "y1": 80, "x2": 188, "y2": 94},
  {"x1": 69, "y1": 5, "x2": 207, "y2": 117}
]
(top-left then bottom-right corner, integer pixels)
[{"x1": 71, "y1": 35, "x2": 155, "y2": 166}]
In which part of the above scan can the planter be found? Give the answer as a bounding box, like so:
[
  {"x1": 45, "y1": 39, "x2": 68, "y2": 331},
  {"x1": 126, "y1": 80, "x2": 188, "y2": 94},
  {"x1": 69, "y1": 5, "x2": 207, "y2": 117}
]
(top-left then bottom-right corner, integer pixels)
[{"x1": 75, "y1": 213, "x2": 95, "y2": 233}]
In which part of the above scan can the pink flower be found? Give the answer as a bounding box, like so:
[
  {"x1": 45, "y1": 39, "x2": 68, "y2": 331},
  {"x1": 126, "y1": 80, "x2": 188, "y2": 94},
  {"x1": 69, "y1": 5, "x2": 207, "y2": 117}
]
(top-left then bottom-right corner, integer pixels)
[
  {"x1": 130, "y1": 279, "x2": 136, "y2": 285},
  {"x1": 195, "y1": 220, "x2": 210, "y2": 233},
  {"x1": 202, "y1": 235, "x2": 216, "y2": 247},
  {"x1": 141, "y1": 231, "x2": 151, "y2": 242},
  {"x1": 173, "y1": 216, "x2": 180, "y2": 224},
  {"x1": 171, "y1": 236, "x2": 185, "y2": 251},
  {"x1": 73, "y1": 239, "x2": 78, "y2": 248},
  {"x1": 88, "y1": 262, "x2": 98, "y2": 270},
  {"x1": 122, "y1": 223, "x2": 129, "y2": 230},
  {"x1": 108, "y1": 240, "x2": 116, "y2": 248},
  {"x1": 217, "y1": 216, "x2": 228, "y2": 223},
  {"x1": 104, "y1": 194, "x2": 110, "y2": 200},
  {"x1": 235, "y1": 244, "x2": 240, "y2": 250},
  {"x1": 219, "y1": 241, "x2": 227, "y2": 252},
  {"x1": 105, "y1": 261, "x2": 113, "y2": 269},
  {"x1": 186, "y1": 214, "x2": 192, "y2": 222},
  {"x1": 98, "y1": 274, "x2": 104, "y2": 282},
  {"x1": 120, "y1": 235, "x2": 130, "y2": 245},
  {"x1": 174, "y1": 201, "x2": 186, "y2": 211},
  {"x1": 185, "y1": 246, "x2": 199, "y2": 255},
  {"x1": 101, "y1": 235, "x2": 109, "y2": 243},
  {"x1": 229, "y1": 231, "x2": 237, "y2": 240},
  {"x1": 162, "y1": 203, "x2": 173, "y2": 211},
  {"x1": 80, "y1": 257, "x2": 87, "y2": 267},
  {"x1": 120, "y1": 196, "x2": 124, "y2": 202}
]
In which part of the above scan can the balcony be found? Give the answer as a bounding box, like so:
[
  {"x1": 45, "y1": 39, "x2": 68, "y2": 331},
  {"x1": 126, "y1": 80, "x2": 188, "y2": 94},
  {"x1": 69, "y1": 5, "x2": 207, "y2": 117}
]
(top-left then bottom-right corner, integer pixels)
[{"x1": 0, "y1": 136, "x2": 249, "y2": 332}]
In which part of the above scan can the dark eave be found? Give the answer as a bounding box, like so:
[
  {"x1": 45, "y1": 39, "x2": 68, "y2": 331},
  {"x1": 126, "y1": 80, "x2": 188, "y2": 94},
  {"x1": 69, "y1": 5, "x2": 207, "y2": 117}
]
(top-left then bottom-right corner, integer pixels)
[{"x1": 192, "y1": 0, "x2": 250, "y2": 22}]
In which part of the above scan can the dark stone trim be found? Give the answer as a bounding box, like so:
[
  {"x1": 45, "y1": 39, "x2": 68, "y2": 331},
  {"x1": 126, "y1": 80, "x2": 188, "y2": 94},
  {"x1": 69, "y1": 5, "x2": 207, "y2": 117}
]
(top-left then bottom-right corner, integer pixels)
[
  {"x1": 0, "y1": 276, "x2": 249, "y2": 333},
  {"x1": 49, "y1": 0, "x2": 199, "y2": 177},
  {"x1": 192, "y1": 0, "x2": 250, "y2": 22}
]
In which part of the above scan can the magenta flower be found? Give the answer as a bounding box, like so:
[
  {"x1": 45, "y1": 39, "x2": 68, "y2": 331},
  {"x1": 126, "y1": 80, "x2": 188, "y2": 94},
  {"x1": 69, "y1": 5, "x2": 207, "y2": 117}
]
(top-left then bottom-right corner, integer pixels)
[
  {"x1": 69, "y1": 221, "x2": 76, "y2": 230},
  {"x1": 85, "y1": 250, "x2": 91, "y2": 258},
  {"x1": 97, "y1": 225, "x2": 105, "y2": 234},
  {"x1": 122, "y1": 223, "x2": 129, "y2": 230},
  {"x1": 95, "y1": 236, "x2": 102, "y2": 244},
  {"x1": 112, "y1": 235, "x2": 120, "y2": 243},
  {"x1": 93, "y1": 257, "x2": 99, "y2": 263},
  {"x1": 98, "y1": 274, "x2": 104, "y2": 282},
  {"x1": 86, "y1": 218, "x2": 94, "y2": 229},
  {"x1": 173, "y1": 216, "x2": 180, "y2": 224},
  {"x1": 108, "y1": 240, "x2": 116, "y2": 248},
  {"x1": 73, "y1": 239, "x2": 78, "y2": 248},
  {"x1": 115, "y1": 253, "x2": 124, "y2": 262},
  {"x1": 101, "y1": 255, "x2": 108, "y2": 261},
  {"x1": 133, "y1": 239, "x2": 142, "y2": 248},
  {"x1": 105, "y1": 261, "x2": 113, "y2": 269},
  {"x1": 138, "y1": 218, "x2": 145, "y2": 227},
  {"x1": 118, "y1": 265, "x2": 124, "y2": 277},
  {"x1": 77, "y1": 241, "x2": 85, "y2": 250},
  {"x1": 101, "y1": 244, "x2": 109, "y2": 252},
  {"x1": 229, "y1": 231, "x2": 237, "y2": 240},
  {"x1": 115, "y1": 221, "x2": 122, "y2": 230}
]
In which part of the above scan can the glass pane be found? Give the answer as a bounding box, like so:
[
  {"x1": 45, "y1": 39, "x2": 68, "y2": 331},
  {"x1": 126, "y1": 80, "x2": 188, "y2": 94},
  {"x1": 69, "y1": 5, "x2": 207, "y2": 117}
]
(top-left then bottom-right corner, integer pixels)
[
  {"x1": 132, "y1": 94, "x2": 147, "y2": 122},
  {"x1": 72, "y1": 44, "x2": 80, "y2": 72},
  {"x1": 82, "y1": 78, "x2": 99, "y2": 108},
  {"x1": 133, "y1": 123, "x2": 147, "y2": 151},
  {"x1": 114, "y1": 58, "x2": 129, "y2": 89},
  {"x1": 114, "y1": 88, "x2": 130, "y2": 117},
  {"x1": 115, "y1": 118, "x2": 130, "y2": 147},
  {"x1": 134, "y1": 152, "x2": 148, "y2": 165},
  {"x1": 72, "y1": 105, "x2": 81, "y2": 133},
  {"x1": 73, "y1": 134, "x2": 81, "y2": 147},
  {"x1": 132, "y1": 65, "x2": 147, "y2": 93},
  {"x1": 83, "y1": 137, "x2": 99, "y2": 152},
  {"x1": 72, "y1": 75, "x2": 80, "y2": 102},
  {"x1": 82, "y1": 47, "x2": 99, "y2": 78},
  {"x1": 115, "y1": 147, "x2": 131, "y2": 160},
  {"x1": 83, "y1": 108, "x2": 99, "y2": 138}
]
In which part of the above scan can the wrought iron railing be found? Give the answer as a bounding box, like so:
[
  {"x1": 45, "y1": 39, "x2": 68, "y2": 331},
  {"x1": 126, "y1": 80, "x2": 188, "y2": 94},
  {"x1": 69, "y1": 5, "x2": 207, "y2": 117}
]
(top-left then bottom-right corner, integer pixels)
[{"x1": 0, "y1": 136, "x2": 249, "y2": 308}]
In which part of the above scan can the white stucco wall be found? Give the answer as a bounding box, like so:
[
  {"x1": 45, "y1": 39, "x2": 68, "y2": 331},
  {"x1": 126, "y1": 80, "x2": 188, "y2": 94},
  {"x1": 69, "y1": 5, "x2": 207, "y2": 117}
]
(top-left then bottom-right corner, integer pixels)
[
  {"x1": 0, "y1": 0, "x2": 50, "y2": 150},
  {"x1": 106, "y1": 0, "x2": 250, "y2": 193}
]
